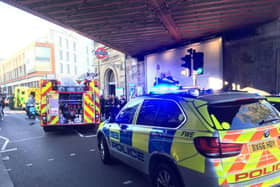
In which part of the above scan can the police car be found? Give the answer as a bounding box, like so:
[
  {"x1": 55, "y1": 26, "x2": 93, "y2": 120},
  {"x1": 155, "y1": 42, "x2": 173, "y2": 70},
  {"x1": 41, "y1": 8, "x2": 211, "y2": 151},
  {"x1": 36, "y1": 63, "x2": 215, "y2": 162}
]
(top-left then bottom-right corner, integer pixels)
[{"x1": 97, "y1": 87, "x2": 280, "y2": 187}]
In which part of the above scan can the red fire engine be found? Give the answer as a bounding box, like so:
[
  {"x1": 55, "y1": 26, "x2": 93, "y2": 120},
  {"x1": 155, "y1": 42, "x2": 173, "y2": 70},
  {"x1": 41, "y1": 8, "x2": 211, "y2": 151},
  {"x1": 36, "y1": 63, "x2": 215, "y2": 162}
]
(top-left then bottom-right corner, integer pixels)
[{"x1": 40, "y1": 79, "x2": 100, "y2": 132}]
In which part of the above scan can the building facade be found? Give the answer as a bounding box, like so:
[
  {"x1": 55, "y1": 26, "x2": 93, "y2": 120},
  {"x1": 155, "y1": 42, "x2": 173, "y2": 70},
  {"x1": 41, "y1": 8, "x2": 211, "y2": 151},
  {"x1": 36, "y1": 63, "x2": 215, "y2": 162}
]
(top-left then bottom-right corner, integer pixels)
[
  {"x1": 0, "y1": 42, "x2": 55, "y2": 94},
  {"x1": 94, "y1": 44, "x2": 146, "y2": 99},
  {"x1": 0, "y1": 28, "x2": 94, "y2": 95}
]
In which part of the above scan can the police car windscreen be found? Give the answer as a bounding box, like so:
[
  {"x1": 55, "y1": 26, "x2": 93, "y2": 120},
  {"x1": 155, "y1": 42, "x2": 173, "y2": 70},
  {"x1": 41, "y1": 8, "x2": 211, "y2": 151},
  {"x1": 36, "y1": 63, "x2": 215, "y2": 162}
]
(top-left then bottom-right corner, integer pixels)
[{"x1": 208, "y1": 99, "x2": 280, "y2": 130}]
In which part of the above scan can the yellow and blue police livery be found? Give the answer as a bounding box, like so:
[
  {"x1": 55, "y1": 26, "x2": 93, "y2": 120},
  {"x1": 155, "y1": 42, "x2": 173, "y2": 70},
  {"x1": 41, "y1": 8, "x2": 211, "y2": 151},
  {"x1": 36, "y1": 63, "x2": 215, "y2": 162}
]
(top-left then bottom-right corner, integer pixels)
[{"x1": 97, "y1": 88, "x2": 280, "y2": 187}]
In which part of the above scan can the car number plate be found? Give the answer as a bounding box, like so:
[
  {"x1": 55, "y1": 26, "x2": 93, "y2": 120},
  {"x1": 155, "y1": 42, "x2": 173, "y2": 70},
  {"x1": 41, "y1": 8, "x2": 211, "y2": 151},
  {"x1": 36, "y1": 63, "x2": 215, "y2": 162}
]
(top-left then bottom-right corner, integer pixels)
[{"x1": 249, "y1": 139, "x2": 277, "y2": 153}]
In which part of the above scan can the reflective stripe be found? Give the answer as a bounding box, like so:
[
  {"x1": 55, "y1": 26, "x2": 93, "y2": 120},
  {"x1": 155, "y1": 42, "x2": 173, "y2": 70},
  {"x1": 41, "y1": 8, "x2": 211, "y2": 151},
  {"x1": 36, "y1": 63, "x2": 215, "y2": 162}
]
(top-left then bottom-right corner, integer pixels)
[
  {"x1": 48, "y1": 116, "x2": 59, "y2": 125},
  {"x1": 110, "y1": 128, "x2": 120, "y2": 143},
  {"x1": 132, "y1": 127, "x2": 151, "y2": 152},
  {"x1": 83, "y1": 93, "x2": 94, "y2": 123},
  {"x1": 149, "y1": 129, "x2": 176, "y2": 154},
  {"x1": 120, "y1": 128, "x2": 133, "y2": 146},
  {"x1": 266, "y1": 96, "x2": 280, "y2": 102}
]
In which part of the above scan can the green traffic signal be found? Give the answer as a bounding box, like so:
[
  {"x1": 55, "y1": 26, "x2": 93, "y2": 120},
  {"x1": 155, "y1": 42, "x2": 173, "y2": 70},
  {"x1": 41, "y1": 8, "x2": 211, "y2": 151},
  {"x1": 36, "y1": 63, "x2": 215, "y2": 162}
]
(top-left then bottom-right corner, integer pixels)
[{"x1": 196, "y1": 67, "x2": 203, "y2": 74}]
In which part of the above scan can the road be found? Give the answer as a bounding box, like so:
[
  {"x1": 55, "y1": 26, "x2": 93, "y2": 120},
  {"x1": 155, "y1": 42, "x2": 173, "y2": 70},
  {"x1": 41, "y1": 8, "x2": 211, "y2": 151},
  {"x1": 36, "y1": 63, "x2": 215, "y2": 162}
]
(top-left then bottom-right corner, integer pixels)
[{"x1": 0, "y1": 110, "x2": 151, "y2": 187}]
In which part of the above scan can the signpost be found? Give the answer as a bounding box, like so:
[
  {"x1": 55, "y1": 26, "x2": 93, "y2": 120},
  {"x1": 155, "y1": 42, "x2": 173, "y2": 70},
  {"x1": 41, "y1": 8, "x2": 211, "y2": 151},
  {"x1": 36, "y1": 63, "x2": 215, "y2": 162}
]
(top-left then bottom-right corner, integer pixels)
[
  {"x1": 95, "y1": 47, "x2": 108, "y2": 59},
  {"x1": 93, "y1": 47, "x2": 108, "y2": 84}
]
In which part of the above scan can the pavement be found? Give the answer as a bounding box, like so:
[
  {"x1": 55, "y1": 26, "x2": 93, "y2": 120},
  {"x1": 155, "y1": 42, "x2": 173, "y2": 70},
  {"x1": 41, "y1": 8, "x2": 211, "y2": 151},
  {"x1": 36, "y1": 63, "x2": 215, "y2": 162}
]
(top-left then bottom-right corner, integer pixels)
[
  {"x1": 0, "y1": 110, "x2": 151, "y2": 187},
  {"x1": 0, "y1": 153, "x2": 13, "y2": 187}
]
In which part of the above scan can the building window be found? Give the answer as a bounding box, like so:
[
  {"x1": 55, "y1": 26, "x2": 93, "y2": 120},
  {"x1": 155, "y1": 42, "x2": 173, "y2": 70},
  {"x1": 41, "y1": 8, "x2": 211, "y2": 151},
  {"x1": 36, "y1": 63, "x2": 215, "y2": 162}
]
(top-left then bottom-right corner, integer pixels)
[
  {"x1": 66, "y1": 39, "x2": 69, "y2": 49},
  {"x1": 23, "y1": 65, "x2": 26, "y2": 75},
  {"x1": 74, "y1": 66, "x2": 77, "y2": 75},
  {"x1": 67, "y1": 64, "x2": 70, "y2": 73},
  {"x1": 73, "y1": 42, "x2": 76, "y2": 51},
  {"x1": 66, "y1": 52, "x2": 69, "y2": 61},
  {"x1": 59, "y1": 37, "x2": 62, "y2": 47},
  {"x1": 60, "y1": 63, "x2": 63, "y2": 73},
  {"x1": 59, "y1": 50, "x2": 63, "y2": 60},
  {"x1": 73, "y1": 54, "x2": 77, "y2": 63}
]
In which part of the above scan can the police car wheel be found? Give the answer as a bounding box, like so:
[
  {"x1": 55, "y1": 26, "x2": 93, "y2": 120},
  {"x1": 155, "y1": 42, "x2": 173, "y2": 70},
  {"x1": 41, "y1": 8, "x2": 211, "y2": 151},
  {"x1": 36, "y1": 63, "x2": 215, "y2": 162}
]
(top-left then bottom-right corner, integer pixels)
[
  {"x1": 152, "y1": 163, "x2": 183, "y2": 187},
  {"x1": 98, "y1": 136, "x2": 112, "y2": 164}
]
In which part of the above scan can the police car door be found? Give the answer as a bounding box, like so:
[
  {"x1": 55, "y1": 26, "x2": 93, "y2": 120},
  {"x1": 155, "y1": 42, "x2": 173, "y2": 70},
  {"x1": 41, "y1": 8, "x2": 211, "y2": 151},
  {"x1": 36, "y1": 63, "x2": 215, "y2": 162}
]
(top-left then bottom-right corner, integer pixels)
[{"x1": 109, "y1": 98, "x2": 142, "y2": 164}]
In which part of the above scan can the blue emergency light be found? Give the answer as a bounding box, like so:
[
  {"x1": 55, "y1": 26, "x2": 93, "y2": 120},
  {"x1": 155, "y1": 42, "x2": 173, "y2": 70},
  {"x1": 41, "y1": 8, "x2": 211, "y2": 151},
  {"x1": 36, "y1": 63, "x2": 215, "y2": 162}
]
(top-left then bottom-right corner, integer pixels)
[{"x1": 150, "y1": 84, "x2": 201, "y2": 96}]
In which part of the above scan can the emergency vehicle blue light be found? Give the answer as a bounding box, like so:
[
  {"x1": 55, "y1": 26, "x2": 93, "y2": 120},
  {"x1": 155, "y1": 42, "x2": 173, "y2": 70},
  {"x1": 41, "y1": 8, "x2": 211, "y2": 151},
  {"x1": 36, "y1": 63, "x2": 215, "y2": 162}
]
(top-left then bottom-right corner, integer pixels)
[{"x1": 150, "y1": 84, "x2": 180, "y2": 94}]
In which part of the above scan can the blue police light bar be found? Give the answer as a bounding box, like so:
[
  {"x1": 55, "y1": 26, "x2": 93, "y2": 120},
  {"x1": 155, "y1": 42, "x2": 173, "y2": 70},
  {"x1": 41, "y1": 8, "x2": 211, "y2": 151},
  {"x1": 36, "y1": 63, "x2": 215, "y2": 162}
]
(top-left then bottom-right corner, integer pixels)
[
  {"x1": 150, "y1": 84, "x2": 203, "y2": 97},
  {"x1": 150, "y1": 84, "x2": 180, "y2": 94}
]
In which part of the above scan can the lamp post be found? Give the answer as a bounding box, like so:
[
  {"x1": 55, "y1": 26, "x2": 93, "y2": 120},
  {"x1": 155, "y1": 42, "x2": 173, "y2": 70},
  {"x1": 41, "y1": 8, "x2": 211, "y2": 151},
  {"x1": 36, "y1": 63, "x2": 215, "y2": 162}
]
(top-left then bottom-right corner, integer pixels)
[{"x1": 93, "y1": 47, "x2": 108, "y2": 92}]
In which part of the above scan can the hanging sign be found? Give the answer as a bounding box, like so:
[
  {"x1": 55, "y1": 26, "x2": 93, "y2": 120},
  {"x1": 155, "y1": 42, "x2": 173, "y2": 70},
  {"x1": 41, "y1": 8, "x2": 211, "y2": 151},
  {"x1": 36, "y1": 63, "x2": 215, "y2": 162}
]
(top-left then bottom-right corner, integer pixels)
[{"x1": 95, "y1": 47, "x2": 108, "y2": 59}]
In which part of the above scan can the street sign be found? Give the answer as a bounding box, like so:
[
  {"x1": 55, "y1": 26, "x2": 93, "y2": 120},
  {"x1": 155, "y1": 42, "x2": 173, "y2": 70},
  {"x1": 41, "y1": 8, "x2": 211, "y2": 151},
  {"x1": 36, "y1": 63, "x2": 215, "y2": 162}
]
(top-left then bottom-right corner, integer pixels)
[{"x1": 94, "y1": 47, "x2": 108, "y2": 59}]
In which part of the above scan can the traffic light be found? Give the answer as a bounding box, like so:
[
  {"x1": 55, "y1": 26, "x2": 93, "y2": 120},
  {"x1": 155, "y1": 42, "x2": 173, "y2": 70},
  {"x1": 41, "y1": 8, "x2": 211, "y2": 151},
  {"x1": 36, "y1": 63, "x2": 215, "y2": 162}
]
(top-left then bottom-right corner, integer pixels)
[
  {"x1": 193, "y1": 52, "x2": 204, "y2": 74},
  {"x1": 181, "y1": 54, "x2": 191, "y2": 76}
]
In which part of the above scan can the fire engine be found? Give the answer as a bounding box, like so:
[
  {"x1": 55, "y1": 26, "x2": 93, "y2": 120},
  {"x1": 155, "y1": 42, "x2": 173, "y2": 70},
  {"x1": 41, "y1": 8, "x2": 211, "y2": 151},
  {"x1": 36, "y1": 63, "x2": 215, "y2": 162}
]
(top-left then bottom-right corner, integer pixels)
[{"x1": 40, "y1": 79, "x2": 100, "y2": 132}]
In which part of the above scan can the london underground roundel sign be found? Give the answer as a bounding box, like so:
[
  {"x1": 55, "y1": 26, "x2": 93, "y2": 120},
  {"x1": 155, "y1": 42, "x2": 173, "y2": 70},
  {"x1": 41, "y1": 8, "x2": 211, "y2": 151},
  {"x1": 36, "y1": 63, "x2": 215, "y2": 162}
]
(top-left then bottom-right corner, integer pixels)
[{"x1": 95, "y1": 47, "x2": 108, "y2": 59}]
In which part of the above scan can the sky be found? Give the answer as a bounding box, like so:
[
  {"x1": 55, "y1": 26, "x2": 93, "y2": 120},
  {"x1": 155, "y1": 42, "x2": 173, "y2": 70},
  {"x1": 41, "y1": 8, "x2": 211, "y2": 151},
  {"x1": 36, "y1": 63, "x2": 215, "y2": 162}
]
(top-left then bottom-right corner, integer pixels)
[{"x1": 0, "y1": 2, "x2": 61, "y2": 60}]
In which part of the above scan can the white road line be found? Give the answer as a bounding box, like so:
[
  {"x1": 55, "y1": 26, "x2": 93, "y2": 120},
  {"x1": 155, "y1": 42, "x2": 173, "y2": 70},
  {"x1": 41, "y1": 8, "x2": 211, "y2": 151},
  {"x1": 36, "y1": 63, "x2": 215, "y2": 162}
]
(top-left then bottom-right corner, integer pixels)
[
  {"x1": 84, "y1": 134, "x2": 97, "y2": 138},
  {"x1": 11, "y1": 135, "x2": 44, "y2": 143},
  {"x1": 123, "y1": 180, "x2": 133, "y2": 185},
  {"x1": 48, "y1": 158, "x2": 54, "y2": 162},
  {"x1": 74, "y1": 130, "x2": 84, "y2": 138},
  {"x1": 89, "y1": 149, "x2": 95, "y2": 152},
  {"x1": 0, "y1": 136, "x2": 9, "y2": 151},
  {"x1": 74, "y1": 130, "x2": 96, "y2": 138},
  {"x1": 0, "y1": 148, "x2": 18, "y2": 153},
  {"x1": 2, "y1": 156, "x2": 10, "y2": 161},
  {"x1": 70, "y1": 153, "x2": 76, "y2": 157},
  {"x1": 25, "y1": 163, "x2": 33, "y2": 167}
]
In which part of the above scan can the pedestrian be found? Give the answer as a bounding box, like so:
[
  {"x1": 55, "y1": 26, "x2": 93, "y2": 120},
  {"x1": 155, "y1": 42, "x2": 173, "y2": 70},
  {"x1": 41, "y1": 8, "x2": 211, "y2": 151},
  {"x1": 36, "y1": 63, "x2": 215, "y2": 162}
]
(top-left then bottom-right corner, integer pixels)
[
  {"x1": 109, "y1": 95, "x2": 119, "y2": 121},
  {"x1": 25, "y1": 93, "x2": 35, "y2": 118},
  {"x1": 100, "y1": 95, "x2": 105, "y2": 120},
  {"x1": 119, "y1": 95, "x2": 127, "y2": 109},
  {"x1": 104, "y1": 96, "x2": 110, "y2": 119},
  {"x1": 0, "y1": 96, "x2": 5, "y2": 120}
]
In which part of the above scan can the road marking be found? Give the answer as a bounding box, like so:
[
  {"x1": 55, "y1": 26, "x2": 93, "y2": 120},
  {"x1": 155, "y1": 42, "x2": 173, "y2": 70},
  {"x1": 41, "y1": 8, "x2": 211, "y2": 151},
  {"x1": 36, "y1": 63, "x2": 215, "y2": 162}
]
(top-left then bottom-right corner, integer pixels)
[
  {"x1": 2, "y1": 156, "x2": 10, "y2": 161},
  {"x1": 74, "y1": 130, "x2": 84, "y2": 138},
  {"x1": 74, "y1": 130, "x2": 96, "y2": 138},
  {"x1": 89, "y1": 149, "x2": 95, "y2": 152},
  {"x1": 0, "y1": 148, "x2": 18, "y2": 153},
  {"x1": 84, "y1": 134, "x2": 97, "y2": 138},
  {"x1": 123, "y1": 180, "x2": 133, "y2": 185},
  {"x1": 48, "y1": 158, "x2": 54, "y2": 162},
  {"x1": 11, "y1": 135, "x2": 44, "y2": 143},
  {"x1": 26, "y1": 163, "x2": 33, "y2": 167},
  {"x1": 0, "y1": 136, "x2": 9, "y2": 151},
  {"x1": 3, "y1": 168, "x2": 12, "y2": 172},
  {"x1": 70, "y1": 153, "x2": 76, "y2": 157}
]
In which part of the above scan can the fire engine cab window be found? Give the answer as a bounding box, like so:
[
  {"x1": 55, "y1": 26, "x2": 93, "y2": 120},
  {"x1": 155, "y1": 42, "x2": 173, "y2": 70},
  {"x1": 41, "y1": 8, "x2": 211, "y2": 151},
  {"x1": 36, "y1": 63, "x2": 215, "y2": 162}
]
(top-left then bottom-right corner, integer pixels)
[
  {"x1": 208, "y1": 99, "x2": 280, "y2": 130},
  {"x1": 137, "y1": 100, "x2": 184, "y2": 128}
]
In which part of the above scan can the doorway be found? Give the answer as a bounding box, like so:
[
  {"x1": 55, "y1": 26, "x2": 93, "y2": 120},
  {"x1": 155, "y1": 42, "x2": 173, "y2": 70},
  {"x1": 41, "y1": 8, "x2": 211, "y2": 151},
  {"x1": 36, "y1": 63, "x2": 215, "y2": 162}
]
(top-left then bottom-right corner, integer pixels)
[{"x1": 105, "y1": 69, "x2": 116, "y2": 96}]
